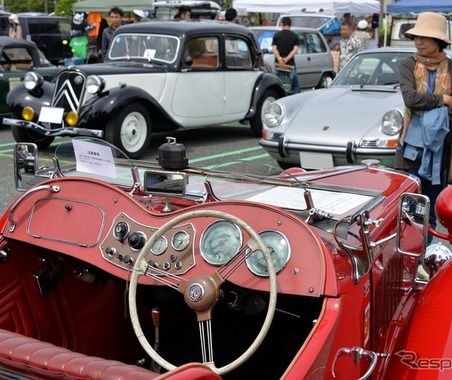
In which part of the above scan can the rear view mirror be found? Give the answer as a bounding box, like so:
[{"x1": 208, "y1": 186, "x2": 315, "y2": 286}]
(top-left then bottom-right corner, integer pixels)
[
  {"x1": 14, "y1": 143, "x2": 38, "y2": 191},
  {"x1": 143, "y1": 170, "x2": 186, "y2": 197},
  {"x1": 396, "y1": 193, "x2": 430, "y2": 257}
]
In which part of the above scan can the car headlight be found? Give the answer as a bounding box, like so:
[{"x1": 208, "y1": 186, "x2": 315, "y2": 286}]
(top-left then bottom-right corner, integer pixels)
[
  {"x1": 263, "y1": 101, "x2": 284, "y2": 128},
  {"x1": 86, "y1": 75, "x2": 105, "y2": 94},
  {"x1": 24, "y1": 72, "x2": 43, "y2": 90},
  {"x1": 382, "y1": 109, "x2": 403, "y2": 135}
]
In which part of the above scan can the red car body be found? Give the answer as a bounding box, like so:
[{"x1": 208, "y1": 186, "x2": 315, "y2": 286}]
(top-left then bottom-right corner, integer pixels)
[{"x1": 0, "y1": 138, "x2": 451, "y2": 380}]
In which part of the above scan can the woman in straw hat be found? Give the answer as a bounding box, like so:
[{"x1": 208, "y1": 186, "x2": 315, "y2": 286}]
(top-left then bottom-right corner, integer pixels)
[
  {"x1": 8, "y1": 14, "x2": 22, "y2": 39},
  {"x1": 395, "y1": 11, "x2": 452, "y2": 240}
]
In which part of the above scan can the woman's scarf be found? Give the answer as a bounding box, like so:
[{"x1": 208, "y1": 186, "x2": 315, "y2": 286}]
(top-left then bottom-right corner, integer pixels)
[{"x1": 401, "y1": 51, "x2": 451, "y2": 141}]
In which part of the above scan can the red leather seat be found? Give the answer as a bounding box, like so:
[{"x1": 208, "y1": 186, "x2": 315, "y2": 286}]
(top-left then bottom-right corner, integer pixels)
[{"x1": 0, "y1": 329, "x2": 220, "y2": 380}]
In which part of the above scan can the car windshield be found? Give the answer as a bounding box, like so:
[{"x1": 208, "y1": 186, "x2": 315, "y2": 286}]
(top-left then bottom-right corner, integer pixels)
[
  {"x1": 332, "y1": 51, "x2": 412, "y2": 87},
  {"x1": 252, "y1": 29, "x2": 276, "y2": 50},
  {"x1": 108, "y1": 33, "x2": 180, "y2": 64},
  {"x1": 281, "y1": 15, "x2": 333, "y2": 29}
]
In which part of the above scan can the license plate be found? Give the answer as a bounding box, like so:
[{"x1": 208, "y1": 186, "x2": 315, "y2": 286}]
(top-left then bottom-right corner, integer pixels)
[
  {"x1": 38, "y1": 106, "x2": 64, "y2": 124},
  {"x1": 299, "y1": 152, "x2": 333, "y2": 169}
]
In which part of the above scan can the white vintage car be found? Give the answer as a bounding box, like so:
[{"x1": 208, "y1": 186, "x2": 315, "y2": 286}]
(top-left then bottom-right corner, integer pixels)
[{"x1": 4, "y1": 21, "x2": 286, "y2": 158}]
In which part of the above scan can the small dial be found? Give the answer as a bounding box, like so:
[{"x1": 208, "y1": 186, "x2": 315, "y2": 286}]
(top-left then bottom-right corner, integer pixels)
[
  {"x1": 172, "y1": 231, "x2": 190, "y2": 251},
  {"x1": 151, "y1": 236, "x2": 168, "y2": 256},
  {"x1": 114, "y1": 221, "x2": 130, "y2": 242}
]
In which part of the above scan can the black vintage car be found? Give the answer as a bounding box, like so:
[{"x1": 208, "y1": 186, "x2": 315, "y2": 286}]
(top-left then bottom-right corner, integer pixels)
[
  {"x1": 0, "y1": 36, "x2": 59, "y2": 123},
  {"x1": 4, "y1": 21, "x2": 286, "y2": 158}
]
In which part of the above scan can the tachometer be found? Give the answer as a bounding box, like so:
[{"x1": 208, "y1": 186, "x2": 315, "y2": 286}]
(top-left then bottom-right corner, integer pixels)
[
  {"x1": 246, "y1": 231, "x2": 290, "y2": 276},
  {"x1": 200, "y1": 221, "x2": 242, "y2": 265}
]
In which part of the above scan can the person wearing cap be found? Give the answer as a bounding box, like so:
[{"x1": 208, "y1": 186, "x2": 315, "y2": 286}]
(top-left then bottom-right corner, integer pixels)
[
  {"x1": 132, "y1": 10, "x2": 149, "y2": 23},
  {"x1": 8, "y1": 14, "x2": 22, "y2": 39},
  {"x1": 395, "y1": 12, "x2": 452, "y2": 239},
  {"x1": 352, "y1": 19, "x2": 371, "y2": 51},
  {"x1": 272, "y1": 16, "x2": 300, "y2": 94}
]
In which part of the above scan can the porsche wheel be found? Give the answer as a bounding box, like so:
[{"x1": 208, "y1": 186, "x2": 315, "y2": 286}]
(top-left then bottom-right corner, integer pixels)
[
  {"x1": 249, "y1": 89, "x2": 279, "y2": 137},
  {"x1": 105, "y1": 103, "x2": 151, "y2": 159},
  {"x1": 11, "y1": 125, "x2": 54, "y2": 149}
]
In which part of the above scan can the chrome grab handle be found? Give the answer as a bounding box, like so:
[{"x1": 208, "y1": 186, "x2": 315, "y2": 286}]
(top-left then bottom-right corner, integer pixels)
[
  {"x1": 331, "y1": 346, "x2": 379, "y2": 380},
  {"x1": 8, "y1": 185, "x2": 60, "y2": 232}
]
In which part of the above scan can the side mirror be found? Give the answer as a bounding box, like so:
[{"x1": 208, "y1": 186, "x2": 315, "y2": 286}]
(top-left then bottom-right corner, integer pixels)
[
  {"x1": 14, "y1": 143, "x2": 38, "y2": 191},
  {"x1": 396, "y1": 193, "x2": 430, "y2": 257},
  {"x1": 262, "y1": 48, "x2": 269, "y2": 54}
]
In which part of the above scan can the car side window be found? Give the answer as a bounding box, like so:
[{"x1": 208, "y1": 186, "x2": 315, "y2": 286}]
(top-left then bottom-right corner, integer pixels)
[
  {"x1": 304, "y1": 33, "x2": 327, "y2": 54},
  {"x1": 185, "y1": 36, "x2": 219, "y2": 68},
  {"x1": 298, "y1": 35, "x2": 308, "y2": 54},
  {"x1": 1, "y1": 47, "x2": 33, "y2": 71},
  {"x1": 225, "y1": 37, "x2": 251, "y2": 69}
]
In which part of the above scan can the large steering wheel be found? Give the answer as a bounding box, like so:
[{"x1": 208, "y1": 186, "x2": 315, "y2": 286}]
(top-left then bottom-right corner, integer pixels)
[{"x1": 128, "y1": 210, "x2": 277, "y2": 375}]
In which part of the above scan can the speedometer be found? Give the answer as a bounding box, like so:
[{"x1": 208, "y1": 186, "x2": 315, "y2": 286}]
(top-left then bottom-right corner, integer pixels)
[
  {"x1": 200, "y1": 221, "x2": 242, "y2": 265},
  {"x1": 246, "y1": 231, "x2": 290, "y2": 276}
]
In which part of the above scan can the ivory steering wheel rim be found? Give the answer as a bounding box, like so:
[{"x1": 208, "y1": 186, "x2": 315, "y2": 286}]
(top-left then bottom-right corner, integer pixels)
[{"x1": 128, "y1": 209, "x2": 277, "y2": 375}]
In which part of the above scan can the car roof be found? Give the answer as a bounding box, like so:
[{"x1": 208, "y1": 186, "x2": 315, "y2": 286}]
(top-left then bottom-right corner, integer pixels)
[
  {"x1": 249, "y1": 26, "x2": 320, "y2": 33},
  {"x1": 279, "y1": 13, "x2": 334, "y2": 18},
  {"x1": 116, "y1": 20, "x2": 256, "y2": 37},
  {"x1": 0, "y1": 36, "x2": 40, "y2": 49},
  {"x1": 359, "y1": 47, "x2": 416, "y2": 53}
]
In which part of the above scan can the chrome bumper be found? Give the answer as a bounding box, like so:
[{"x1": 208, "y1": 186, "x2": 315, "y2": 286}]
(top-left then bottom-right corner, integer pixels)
[{"x1": 3, "y1": 118, "x2": 104, "y2": 138}]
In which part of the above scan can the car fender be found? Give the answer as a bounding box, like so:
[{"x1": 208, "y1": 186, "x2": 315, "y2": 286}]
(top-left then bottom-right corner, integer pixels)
[
  {"x1": 6, "y1": 82, "x2": 54, "y2": 118},
  {"x1": 383, "y1": 259, "x2": 452, "y2": 379},
  {"x1": 245, "y1": 73, "x2": 286, "y2": 119},
  {"x1": 78, "y1": 85, "x2": 177, "y2": 129}
]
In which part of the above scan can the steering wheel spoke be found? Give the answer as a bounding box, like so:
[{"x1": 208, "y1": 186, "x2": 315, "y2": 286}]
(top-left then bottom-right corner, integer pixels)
[{"x1": 199, "y1": 320, "x2": 214, "y2": 364}]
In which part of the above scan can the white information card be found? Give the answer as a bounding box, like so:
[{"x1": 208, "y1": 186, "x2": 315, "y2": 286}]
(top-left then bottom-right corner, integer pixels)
[
  {"x1": 248, "y1": 186, "x2": 373, "y2": 216},
  {"x1": 72, "y1": 140, "x2": 116, "y2": 178}
]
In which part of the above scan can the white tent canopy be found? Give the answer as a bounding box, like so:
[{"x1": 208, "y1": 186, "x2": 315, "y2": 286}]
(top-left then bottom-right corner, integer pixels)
[
  {"x1": 72, "y1": 0, "x2": 154, "y2": 13},
  {"x1": 232, "y1": 0, "x2": 380, "y2": 17}
]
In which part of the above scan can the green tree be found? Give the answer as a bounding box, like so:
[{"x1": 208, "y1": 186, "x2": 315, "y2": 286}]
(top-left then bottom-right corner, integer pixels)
[
  {"x1": 55, "y1": 0, "x2": 78, "y2": 17},
  {"x1": 5, "y1": 0, "x2": 53, "y2": 13}
]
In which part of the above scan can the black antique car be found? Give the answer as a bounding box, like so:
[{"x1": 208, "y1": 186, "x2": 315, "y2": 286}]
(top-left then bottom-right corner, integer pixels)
[
  {"x1": 0, "y1": 36, "x2": 58, "y2": 123},
  {"x1": 4, "y1": 21, "x2": 286, "y2": 158}
]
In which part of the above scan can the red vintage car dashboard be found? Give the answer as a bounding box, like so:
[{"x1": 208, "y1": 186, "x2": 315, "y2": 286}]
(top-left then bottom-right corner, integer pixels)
[{"x1": 2, "y1": 143, "x2": 451, "y2": 380}]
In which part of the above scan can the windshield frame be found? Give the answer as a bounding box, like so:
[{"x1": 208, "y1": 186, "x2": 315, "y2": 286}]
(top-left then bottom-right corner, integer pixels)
[{"x1": 108, "y1": 33, "x2": 180, "y2": 64}]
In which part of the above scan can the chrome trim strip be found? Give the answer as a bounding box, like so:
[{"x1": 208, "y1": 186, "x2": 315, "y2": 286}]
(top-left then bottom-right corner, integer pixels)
[{"x1": 3, "y1": 118, "x2": 104, "y2": 138}]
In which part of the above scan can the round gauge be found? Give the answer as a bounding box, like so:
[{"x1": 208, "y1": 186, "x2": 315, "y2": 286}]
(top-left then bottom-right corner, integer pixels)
[
  {"x1": 200, "y1": 221, "x2": 242, "y2": 265},
  {"x1": 172, "y1": 230, "x2": 190, "y2": 251},
  {"x1": 151, "y1": 236, "x2": 168, "y2": 256},
  {"x1": 246, "y1": 231, "x2": 290, "y2": 276}
]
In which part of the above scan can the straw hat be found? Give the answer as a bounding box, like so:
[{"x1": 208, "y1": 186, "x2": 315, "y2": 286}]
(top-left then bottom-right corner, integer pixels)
[
  {"x1": 405, "y1": 12, "x2": 451, "y2": 44},
  {"x1": 8, "y1": 14, "x2": 19, "y2": 24}
]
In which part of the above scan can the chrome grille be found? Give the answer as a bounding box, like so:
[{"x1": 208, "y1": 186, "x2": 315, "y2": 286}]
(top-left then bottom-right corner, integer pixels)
[{"x1": 52, "y1": 70, "x2": 86, "y2": 113}]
